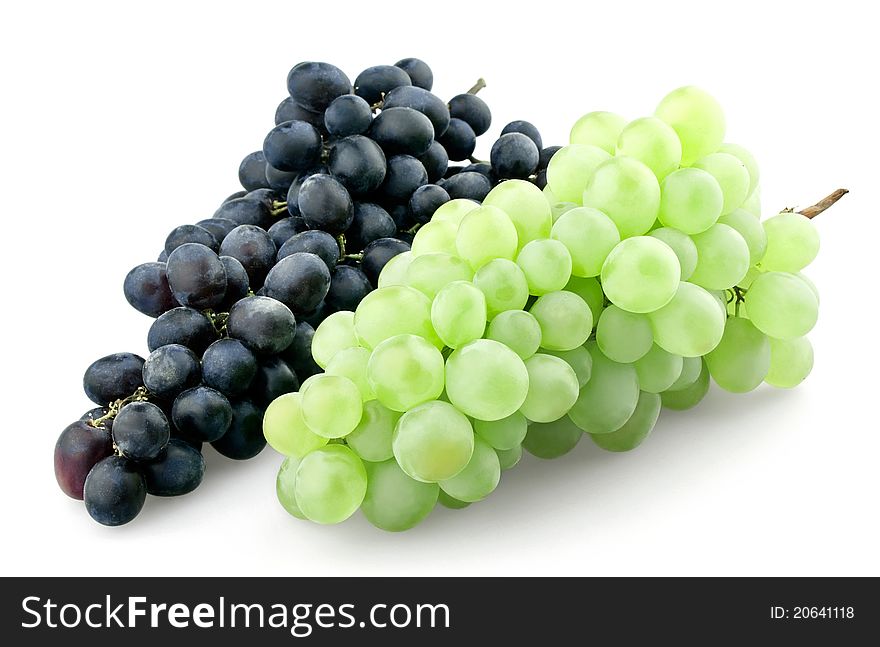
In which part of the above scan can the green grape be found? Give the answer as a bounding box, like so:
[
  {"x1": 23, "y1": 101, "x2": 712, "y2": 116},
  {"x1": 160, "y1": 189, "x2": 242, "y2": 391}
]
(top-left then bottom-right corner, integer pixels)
[
  {"x1": 473, "y1": 258, "x2": 530, "y2": 319},
  {"x1": 546, "y1": 144, "x2": 612, "y2": 203},
  {"x1": 438, "y1": 489, "x2": 471, "y2": 509},
  {"x1": 483, "y1": 180, "x2": 552, "y2": 249},
  {"x1": 523, "y1": 415, "x2": 583, "y2": 459},
  {"x1": 473, "y1": 412, "x2": 528, "y2": 450},
  {"x1": 496, "y1": 445, "x2": 523, "y2": 470},
  {"x1": 300, "y1": 374, "x2": 363, "y2": 439},
  {"x1": 744, "y1": 271, "x2": 818, "y2": 339},
  {"x1": 692, "y1": 152, "x2": 750, "y2": 215},
  {"x1": 551, "y1": 201, "x2": 578, "y2": 223},
  {"x1": 564, "y1": 276, "x2": 605, "y2": 323},
  {"x1": 411, "y1": 220, "x2": 458, "y2": 257},
  {"x1": 519, "y1": 354, "x2": 580, "y2": 423},
  {"x1": 367, "y1": 334, "x2": 445, "y2": 412},
  {"x1": 361, "y1": 459, "x2": 438, "y2": 532},
  {"x1": 718, "y1": 142, "x2": 760, "y2": 198},
  {"x1": 658, "y1": 167, "x2": 723, "y2": 234},
  {"x1": 741, "y1": 185, "x2": 761, "y2": 217},
  {"x1": 616, "y1": 116, "x2": 682, "y2": 179},
  {"x1": 649, "y1": 227, "x2": 699, "y2": 280},
  {"x1": 709, "y1": 290, "x2": 729, "y2": 319},
  {"x1": 667, "y1": 356, "x2": 702, "y2": 391},
  {"x1": 325, "y1": 346, "x2": 375, "y2": 401},
  {"x1": 759, "y1": 212, "x2": 820, "y2": 272},
  {"x1": 516, "y1": 239, "x2": 573, "y2": 295},
  {"x1": 797, "y1": 272, "x2": 820, "y2": 304},
  {"x1": 661, "y1": 359, "x2": 709, "y2": 410},
  {"x1": 406, "y1": 252, "x2": 473, "y2": 299},
  {"x1": 392, "y1": 400, "x2": 474, "y2": 482},
  {"x1": 766, "y1": 337, "x2": 814, "y2": 388},
  {"x1": 311, "y1": 311, "x2": 358, "y2": 368},
  {"x1": 569, "y1": 343, "x2": 639, "y2": 434},
  {"x1": 569, "y1": 110, "x2": 627, "y2": 153},
  {"x1": 455, "y1": 205, "x2": 518, "y2": 270},
  {"x1": 738, "y1": 265, "x2": 762, "y2": 289},
  {"x1": 717, "y1": 209, "x2": 767, "y2": 265},
  {"x1": 354, "y1": 285, "x2": 442, "y2": 350},
  {"x1": 634, "y1": 344, "x2": 683, "y2": 393},
  {"x1": 551, "y1": 206, "x2": 621, "y2": 277},
  {"x1": 430, "y1": 280, "x2": 487, "y2": 349},
  {"x1": 649, "y1": 281, "x2": 726, "y2": 357},
  {"x1": 439, "y1": 436, "x2": 500, "y2": 502},
  {"x1": 590, "y1": 391, "x2": 661, "y2": 452},
  {"x1": 486, "y1": 310, "x2": 542, "y2": 360},
  {"x1": 529, "y1": 290, "x2": 593, "y2": 351},
  {"x1": 432, "y1": 198, "x2": 478, "y2": 226},
  {"x1": 596, "y1": 305, "x2": 653, "y2": 363},
  {"x1": 276, "y1": 455, "x2": 306, "y2": 520},
  {"x1": 705, "y1": 317, "x2": 770, "y2": 393},
  {"x1": 345, "y1": 400, "x2": 400, "y2": 462},
  {"x1": 688, "y1": 223, "x2": 750, "y2": 290},
  {"x1": 445, "y1": 339, "x2": 530, "y2": 421},
  {"x1": 294, "y1": 444, "x2": 367, "y2": 524},
  {"x1": 263, "y1": 392, "x2": 329, "y2": 458},
  {"x1": 377, "y1": 251, "x2": 413, "y2": 288},
  {"x1": 655, "y1": 86, "x2": 726, "y2": 165},
  {"x1": 543, "y1": 184, "x2": 558, "y2": 204},
  {"x1": 582, "y1": 156, "x2": 660, "y2": 238},
  {"x1": 541, "y1": 346, "x2": 593, "y2": 387},
  {"x1": 600, "y1": 236, "x2": 681, "y2": 313}
]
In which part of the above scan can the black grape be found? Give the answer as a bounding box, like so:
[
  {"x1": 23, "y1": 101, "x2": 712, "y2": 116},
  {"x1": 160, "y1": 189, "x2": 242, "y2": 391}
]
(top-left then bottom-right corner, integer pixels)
[
  {"x1": 535, "y1": 169, "x2": 548, "y2": 189},
  {"x1": 262, "y1": 120, "x2": 323, "y2": 173},
  {"x1": 265, "y1": 163, "x2": 297, "y2": 193},
  {"x1": 361, "y1": 237, "x2": 411, "y2": 284},
  {"x1": 196, "y1": 218, "x2": 238, "y2": 243},
  {"x1": 80, "y1": 407, "x2": 112, "y2": 431},
  {"x1": 54, "y1": 420, "x2": 114, "y2": 500},
  {"x1": 250, "y1": 357, "x2": 300, "y2": 408},
  {"x1": 83, "y1": 353, "x2": 145, "y2": 406},
  {"x1": 297, "y1": 175, "x2": 354, "y2": 234},
  {"x1": 83, "y1": 456, "x2": 146, "y2": 526},
  {"x1": 326, "y1": 265, "x2": 372, "y2": 311},
  {"x1": 211, "y1": 400, "x2": 266, "y2": 460},
  {"x1": 442, "y1": 171, "x2": 492, "y2": 201},
  {"x1": 383, "y1": 86, "x2": 450, "y2": 138},
  {"x1": 217, "y1": 255, "x2": 250, "y2": 311},
  {"x1": 300, "y1": 300, "x2": 333, "y2": 328},
  {"x1": 112, "y1": 401, "x2": 170, "y2": 461},
  {"x1": 368, "y1": 107, "x2": 434, "y2": 157},
  {"x1": 274, "y1": 97, "x2": 326, "y2": 132},
  {"x1": 242, "y1": 188, "x2": 282, "y2": 210},
  {"x1": 147, "y1": 307, "x2": 217, "y2": 355},
  {"x1": 418, "y1": 141, "x2": 449, "y2": 183},
  {"x1": 409, "y1": 184, "x2": 450, "y2": 223},
  {"x1": 328, "y1": 135, "x2": 387, "y2": 196},
  {"x1": 123, "y1": 262, "x2": 176, "y2": 318},
  {"x1": 213, "y1": 197, "x2": 273, "y2": 229},
  {"x1": 491, "y1": 132, "x2": 539, "y2": 180},
  {"x1": 171, "y1": 386, "x2": 233, "y2": 443},
  {"x1": 227, "y1": 295, "x2": 297, "y2": 355},
  {"x1": 324, "y1": 95, "x2": 373, "y2": 138},
  {"x1": 354, "y1": 65, "x2": 412, "y2": 105},
  {"x1": 264, "y1": 252, "x2": 331, "y2": 314},
  {"x1": 287, "y1": 62, "x2": 351, "y2": 113},
  {"x1": 219, "y1": 225, "x2": 276, "y2": 287},
  {"x1": 538, "y1": 145, "x2": 562, "y2": 171},
  {"x1": 462, "y1": 162, "x2": 494, "y2": 180},
  {"x1": 395, "y1": 57, "x2": 433, "y2": 91},
  {"x1": 438, "y1": 118, "x2": 476, "y2": 161},
  {"x1": 164, "y1": 224, "x2": 219, "y2": 254},
  {"x1": 142, "y1": 439, "x2": 205, "y2": 497},
  {"x1": 142, "y1": 344, "x2": 201, "y2": 400},
  {"x1": 267, "y1": 217, "x2": 308, "y2": 250},
  {"x1": 387, "y1": 203, "x2": 413, "y2": 230},
  {"x1": 238, "y1": 151, "x2": 270, "y2": 191},
  {"x1": 201, "y1": 338, "x2": 258, "y2": 397},
  {"x1": 280, "y1": 321, "x2": 320, "y2": 380},
  {"x1": 166, "y1": 243, "x2": 227, "y2": 309},
  {"x1": 501, "y1": 120, "x2": 543, "y2": 149},
  {"x1": 380, "y1": 155, "x2": 428, "y2": 201},
  {"x1": 347, "y1": 203, "x2": 396, "y2": 250},
  {"x1": 277, "y1": 231, "x2": 339, "y2": 271},
  {"x1": 448, "y1": 93, "x2": 492, "y2": 136}
]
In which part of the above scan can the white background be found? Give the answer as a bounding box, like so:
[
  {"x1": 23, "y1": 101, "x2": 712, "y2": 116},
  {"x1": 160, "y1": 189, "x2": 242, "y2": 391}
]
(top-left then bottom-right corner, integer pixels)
[{"x1": 1, "y1": 0, "x2": 877, "y2": 577}]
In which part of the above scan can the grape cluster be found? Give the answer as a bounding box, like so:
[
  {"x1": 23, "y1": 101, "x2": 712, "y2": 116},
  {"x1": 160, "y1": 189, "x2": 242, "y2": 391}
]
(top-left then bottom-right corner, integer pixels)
[
  {"x1": 54, "y1": 56, "x2": 559, "y2": 526},
  {"x1": 266, "y1": 86, "x2": 828, "y2": 532}
]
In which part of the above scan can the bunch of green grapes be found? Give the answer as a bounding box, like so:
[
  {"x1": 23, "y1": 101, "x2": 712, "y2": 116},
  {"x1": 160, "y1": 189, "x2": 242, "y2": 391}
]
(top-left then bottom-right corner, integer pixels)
[{"x1": 263, "y1": 86, "x2": 831, "y2": 531}]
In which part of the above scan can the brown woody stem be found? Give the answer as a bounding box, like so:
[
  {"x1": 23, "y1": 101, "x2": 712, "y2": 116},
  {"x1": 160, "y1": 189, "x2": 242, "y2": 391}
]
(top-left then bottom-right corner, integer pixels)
[
  {"x1": 796, "y1": 188, "x2": 849, "y2": 219},
  {"x1": 467, "y1": 78, "x2": 487, "y2": 95}
]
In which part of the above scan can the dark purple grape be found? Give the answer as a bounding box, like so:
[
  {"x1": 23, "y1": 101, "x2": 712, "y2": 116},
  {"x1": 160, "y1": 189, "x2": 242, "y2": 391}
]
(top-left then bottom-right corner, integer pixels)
[
  {"x1": 442, "y1": 171, "x2": 492, "y2": 201},
  {"x1": 219, "y1": 225, "x2": 276, "y2": 287},
  {"x1": 297, "y1": 175, "x2": 354, "y2": 234},
  {"x1": 439, "y1": 118, "x2": 476, "y2": 161},
  {"x1": 326, "y1": 265, "x2": 372, "y2": 311},
  {"x1": 83, "y1": 456, "x2": 146, "y2": 526},
  {"x1": 165, "y1": 243, "x2": 227, "y2": 310},
  {"x1": 123, "y1": 262, "x2": 176, "y2": 318},
  {"x1": 267, "y1": 217, "x2": 307, "y2": 249},
  {"x1": 380, "y1": 155, "x2": 428, "y2": 201},
  {"x1": 265, "y1": 163, "x2": 298, "y2": 193},
  {"x1": 328, "y1": 135, "x2": 386, "y2": 196},
  {"x1": 83, "y1": 353, "x2": 145, "y2": 406},
  {"x1": 54, "y1": 420, "x2": 114, "y2": 500},
  {"x1": 274, "y1": 97, "x2": 326, "y2": 131},
  {"x1": 171, "y1": 386, "x2": 233, "y2": 443},
  {"x1": 142, "y1": 344, "x2": 201, "y2": 400},
  {"x1": 395, "y1": 58, "x2": 433, "y2": 91},
  {"x1": 409, "y1": 184, "x2": 450, "y2": 223},
  {"x1": 196, "y1": 218, "x2": 238, "y2": 243},
  {"x1": 277, "y1": 230, "x2": 339, "y2": 271},
  {"x1": 287, "y1": 62, "x2": 351, "y2": 113},
  {"x1": 347, "y1": 203, "x2": 396, "y2": 250},
  {"x1": 280, "y1": 321, "x2": 320, "y2": 380},
  {"x1": 368, "y1": 107, "x2": 434, "y2": 157},
  {"x1": 142, "y1": 439, "x2": 205, "y2": 497},
  {"x1": 213, "y1": 197, "x2": 272, "y2": 229},
  {"x1": 147, "y1": 307, "x2": 216, "y2": 355},
  {"x1": 354, "y1": 65, "x2": 411, "y2": 105},
  {"x1": 361, "y1": 237, "x2": 411, "y2": 284},
  {"x1": 419, "y1": 141, "x2": 449, "y2": 183},
  {"x1": 238, "y1": 151, "x2": 270, "y2": 191},
  {"x1": 501, "y1": 120, "x2": 543, "y2": 149},
  {"x1": 211, "y1": 400, "x2": 266, "y2": 460},
  {"x1": 164, "y1": 224, "x2": 219, "y2": 255},
  {"x1": 201, "y1": 338, "x2": 258, "y2": 397},
  {"x1": 227, "y1": 295, "x2": 297, "y2": 356},
  {"x1": 217, "y1": 256, "x2": 250, "y2": 311},
  {"x1": 324, "y1": 94, "x2": 373, "y2": 138},
  {"x1": 263, "y1": 252, "x2": 331, "y2": 314},
  {"x1": 263, "y1": 120, "x2": 323, "y2": 173},
  {"x1": 491, "y1": 132, "x2": 539, "y2": 180},
  {"x1": 383, "y1": 86, "x2": 450, "y2": 138},
  {"x1": 448, "y1": 93, "x2": 492, "y2": 136},
  {"x1": 250, "y1": 357, "x2": 300, "y2": 408},
  {"x1": 538, "y1": 146, "x2": 562, "y2": 171},
  {"x1": 113, "y1": 401, "x2": 170, "y2": 461}
]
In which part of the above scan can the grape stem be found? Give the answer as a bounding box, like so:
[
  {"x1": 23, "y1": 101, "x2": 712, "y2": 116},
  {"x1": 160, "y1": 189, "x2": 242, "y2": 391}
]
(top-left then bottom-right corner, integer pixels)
[
  {"x1": 792, "y1": 188, "x2": 848, "y2": 219},
  {"x1": 405, "y1": 222, "x2": 423, "y2": 235},
  {"x1": 336, "y1": 234, "x2": 347, "y2": 260},
  {"x1": 467, "y1": 78, "x2": 487, "y2": 95},
  {"x1": 203, "y1": 309, "x2": 230, "y2": 338},
  {"x1": 89, "y1": 386, "x2": 150, "y2": 428}
]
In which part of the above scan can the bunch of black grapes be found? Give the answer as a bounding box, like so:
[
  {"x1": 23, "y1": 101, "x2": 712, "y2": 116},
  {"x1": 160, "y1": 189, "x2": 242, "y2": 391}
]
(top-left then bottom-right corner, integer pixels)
[{"x1": 54, "y1": 57, "x2": 558, "y2": 526}]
